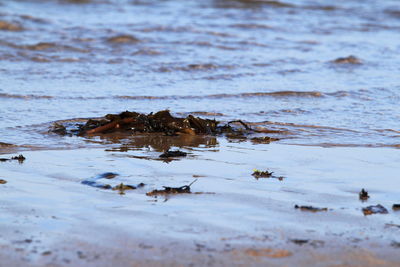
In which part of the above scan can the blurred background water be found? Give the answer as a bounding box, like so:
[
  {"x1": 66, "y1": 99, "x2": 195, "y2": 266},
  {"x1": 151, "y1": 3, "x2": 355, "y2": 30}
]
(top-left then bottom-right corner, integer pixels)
[{"x1": 0, "y1": 0, "x2": 399, "y2": 148}]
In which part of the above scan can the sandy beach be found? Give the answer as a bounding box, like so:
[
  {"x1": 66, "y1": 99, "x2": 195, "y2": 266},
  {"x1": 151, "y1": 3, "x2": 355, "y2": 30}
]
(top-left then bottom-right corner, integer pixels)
[{"x1": 1, "y1": 138, "x2": 400, "y2": 266}]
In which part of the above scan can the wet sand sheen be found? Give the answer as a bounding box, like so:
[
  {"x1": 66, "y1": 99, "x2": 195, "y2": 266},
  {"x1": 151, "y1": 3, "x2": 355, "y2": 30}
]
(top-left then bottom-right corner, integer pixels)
[{"x1": 1, "y1": 140, "x2": 400, "y2": 266}]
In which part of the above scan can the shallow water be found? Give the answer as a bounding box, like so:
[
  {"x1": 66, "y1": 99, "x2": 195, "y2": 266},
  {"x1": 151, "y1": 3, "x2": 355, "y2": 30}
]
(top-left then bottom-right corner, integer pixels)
[{"x1": 0, "y1": 0, "x2": 400, "y2": 148}]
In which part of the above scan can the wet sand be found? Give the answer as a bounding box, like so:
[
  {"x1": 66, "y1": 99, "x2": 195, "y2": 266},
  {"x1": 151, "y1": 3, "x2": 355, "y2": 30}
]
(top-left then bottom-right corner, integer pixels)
[{"x1": 1, "y1": 138, "x2": 399, "y2": 266}]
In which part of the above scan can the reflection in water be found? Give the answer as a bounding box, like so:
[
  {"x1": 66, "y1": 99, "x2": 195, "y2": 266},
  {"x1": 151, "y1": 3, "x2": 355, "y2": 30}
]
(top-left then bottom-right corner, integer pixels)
[{"x1": 101, "y1": 133, "x2": 218, "y2": 152}]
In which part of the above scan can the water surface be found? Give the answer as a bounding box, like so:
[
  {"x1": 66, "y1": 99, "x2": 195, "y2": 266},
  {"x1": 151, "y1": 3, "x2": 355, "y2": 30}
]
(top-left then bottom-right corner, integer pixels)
[{"x1": 1, "y1": 0, "x2": 399, "y2": 148}]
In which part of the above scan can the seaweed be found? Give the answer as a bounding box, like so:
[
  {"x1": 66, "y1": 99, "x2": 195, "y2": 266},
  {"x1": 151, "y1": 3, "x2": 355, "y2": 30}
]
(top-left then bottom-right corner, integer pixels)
[
  {"x1": 227, "y1": 120, "x2": 252, "y2": 131},
  {"x1": 50, "y1": 123, "x2": 67, "y2": 135},
  {"x1": 146, "y1": 179, "x2": 197, "y2": 196},
  {"x1": 392, "y1": 204, "x2": 400, "y2": 211},
  {"x1": 0, "y1": 179, "x2": 7, "y2": 184},
  {"x1": 294, "y1": 205, "x2": 328, "y2": 212},
  {"x1": 362, "y1": 204, "x2": 388, "y2": 215},
  {"x1": 252, "y1": 169, "x2": 273, "y2": 178},
  {"x1": 49, "y1": 110, "x2": 273, "y2": 140},
  {"x1": 252, "y1": 169, "x2": 283, "y2": 180},
  {"x1": 159, "y1": 150, "x2": 187, "y2": 158},
  {"x1": 70, "y1": 110, "x2": 219, "y2": 136},
  {"x1": 112, "y1": 182, "x2": 145, "y2": 195},
  {"x1": 0, "y1": 154, "x2": 25, "y2": 163},
  {"x1": 12, "y1": 155, "x2": 26, "y2": 163},
  {"x1": 359, "y1": 188, "x2": 369, "y2": 201}
]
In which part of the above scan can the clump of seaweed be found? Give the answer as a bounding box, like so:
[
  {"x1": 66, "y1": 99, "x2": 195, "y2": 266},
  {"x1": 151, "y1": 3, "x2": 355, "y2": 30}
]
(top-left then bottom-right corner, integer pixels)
[
  {"x1": 0, "y1": 179, "x2": 7, "y2": 184},
  {"x1": 50, "y1": 110, "x2": 218, "y2": 136},
  {"x1": 393, "y1": 204, "x2": 400, "y2": 211},
  {"x1": 252, "y1": 169, "x2": 283, "y2": 181},
  {"x1": 252, "y1": 169, "x2": 273, "y2": 178},
  {"x1": 146, "y1": 179, "x2": 197, "y2": 197},
  {"x1": 359, "y1": 188, "x2": 369, "y2": 201},
  {"x1": 48, "y1": 110, "x2": 277, "y2": 143}
]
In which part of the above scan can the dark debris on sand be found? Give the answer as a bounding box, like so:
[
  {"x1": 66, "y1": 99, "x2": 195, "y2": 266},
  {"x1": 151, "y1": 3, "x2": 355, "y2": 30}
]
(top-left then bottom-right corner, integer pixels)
[
  {"x1": 252, "y1": 169, "x2": 273, "y2": 178},
  {"x1": 0, "y1": 154, "x2": 26, "y2": 163},
  {"x1": 0, "y1": 179, "x2": 7, "y2": 184},
  {"x1": 113, "y1": 182, "x2": 145, "y2": 195},
  {"x1": 289, "y1": 239, "x2": 324, "y2": 248},
  {"x1": 146, "y1": 179, "x2": 197, "y2": 197},
  {"x1": 290, "y1": 239, "x2": 308, "y2": 245},
  {"x1": 294, "y1": 205, "x2": 328, "y2": 212},
  {"x1": 252, "y1": 169, "x2": 284, "y2": 181},
  {"x1": 159, "y1": 150, "x2": 187, "y2": 158},
  {"x1": 362, "y1": 204, "x2": 388, "y2": 215},
  {"x1": 11, "y1": 155, "x2": 26, "y2": 163},
  {"x1": 392, "y1": 204, "x2": 400, "y2": 211},
  {"x1": 359, "y1": 188, "x2": 370, "y2": 201}
]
